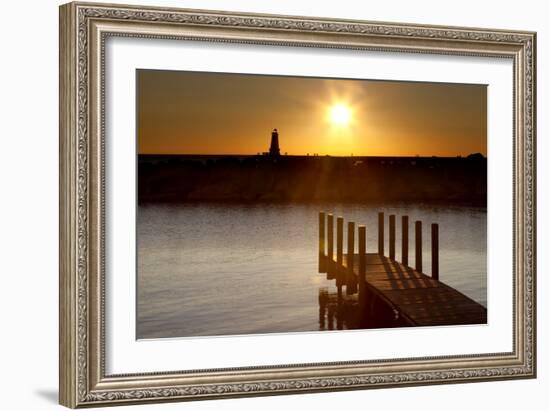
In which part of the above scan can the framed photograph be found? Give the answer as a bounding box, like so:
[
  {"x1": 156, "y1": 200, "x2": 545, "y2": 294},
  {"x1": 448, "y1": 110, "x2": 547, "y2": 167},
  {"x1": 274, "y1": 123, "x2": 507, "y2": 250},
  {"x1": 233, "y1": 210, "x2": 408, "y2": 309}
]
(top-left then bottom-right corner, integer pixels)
[{"x1": 59, "y1": 2, "x2": 536, "y2": 408}]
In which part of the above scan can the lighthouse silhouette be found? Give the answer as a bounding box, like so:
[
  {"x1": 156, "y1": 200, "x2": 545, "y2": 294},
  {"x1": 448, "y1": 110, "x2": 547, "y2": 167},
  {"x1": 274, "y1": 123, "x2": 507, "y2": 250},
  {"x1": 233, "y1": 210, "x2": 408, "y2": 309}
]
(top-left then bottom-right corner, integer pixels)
[{"x1": 269, "y1": 128, "x2": 280, "y2": 157}]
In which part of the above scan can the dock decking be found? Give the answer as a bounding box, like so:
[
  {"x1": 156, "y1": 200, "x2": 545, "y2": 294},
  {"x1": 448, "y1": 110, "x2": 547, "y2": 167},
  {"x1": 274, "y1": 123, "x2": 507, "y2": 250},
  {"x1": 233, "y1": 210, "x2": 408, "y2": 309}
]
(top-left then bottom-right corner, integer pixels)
[{"x1": 318, "y1": 212, "x2": 487, "y2": 328}]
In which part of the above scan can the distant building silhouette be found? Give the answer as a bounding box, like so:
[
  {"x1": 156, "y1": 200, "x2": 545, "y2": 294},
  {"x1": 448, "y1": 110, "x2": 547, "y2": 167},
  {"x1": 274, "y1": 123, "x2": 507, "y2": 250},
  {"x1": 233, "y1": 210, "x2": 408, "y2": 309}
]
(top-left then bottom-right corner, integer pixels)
[
  {"x1": 467, "y1": 152, "x2": 485, "y2": 160},
  {"x1": 269, "y1": 128, "x2": 280, "y2": 157}
]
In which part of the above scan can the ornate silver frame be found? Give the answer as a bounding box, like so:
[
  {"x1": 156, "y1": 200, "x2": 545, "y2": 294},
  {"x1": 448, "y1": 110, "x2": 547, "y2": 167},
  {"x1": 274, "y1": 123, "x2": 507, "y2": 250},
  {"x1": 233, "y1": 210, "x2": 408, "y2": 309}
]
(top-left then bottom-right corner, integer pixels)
[{"x1": 59, "y1": 1, "x2": 536, "y2": 408}]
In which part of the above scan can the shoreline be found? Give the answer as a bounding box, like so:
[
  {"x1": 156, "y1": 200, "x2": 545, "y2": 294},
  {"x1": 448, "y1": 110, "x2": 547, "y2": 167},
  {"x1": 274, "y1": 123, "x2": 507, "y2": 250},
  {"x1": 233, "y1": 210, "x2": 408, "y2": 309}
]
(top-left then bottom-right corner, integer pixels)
[{"x1": 138, "y1": 154, "x2": 487, "y2": 206}]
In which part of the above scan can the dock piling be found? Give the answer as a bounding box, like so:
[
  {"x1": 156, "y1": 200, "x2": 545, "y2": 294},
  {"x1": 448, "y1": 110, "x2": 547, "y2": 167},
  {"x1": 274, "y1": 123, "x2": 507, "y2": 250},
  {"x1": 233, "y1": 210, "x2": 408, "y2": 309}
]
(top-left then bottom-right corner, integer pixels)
[
  {"x1": 347, "y1": 221, "x2": 356, "y2": 294},
  {"x1": 358, "y1": 225, "x2": 367, "y2": 323},
  {"x1": 336, "y1": 217, "x2": 344, "y2": 287},
  {"x1": 389, "y1": 214, "x2": 396, "y2": 260},
  {"x1": 378, "y1": 212, "x2": 384, "y2": 255},
  {"x1": 327, "y1": 214, "x2": 334, "y2": 263},
  {"x1": 415, "y1": 221, "x2": 422, "y2": 273},
  {"x1": 402, "y1": 216, "x2": 409, "y2": 265},
  {"x1": 319, "y1": 212, "x2": 325, "y2": 256},
  {"x1": 431, "y1": 223, "x2": 439, "y2": 280}
]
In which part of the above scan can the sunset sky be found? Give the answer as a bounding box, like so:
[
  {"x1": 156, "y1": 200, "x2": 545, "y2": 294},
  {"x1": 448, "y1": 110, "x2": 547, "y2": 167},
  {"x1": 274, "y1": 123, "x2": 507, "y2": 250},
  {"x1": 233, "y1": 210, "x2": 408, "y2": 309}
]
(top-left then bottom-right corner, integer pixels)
[{"x1": 137, "y1": 70, "x2": 487, "y2": 157}]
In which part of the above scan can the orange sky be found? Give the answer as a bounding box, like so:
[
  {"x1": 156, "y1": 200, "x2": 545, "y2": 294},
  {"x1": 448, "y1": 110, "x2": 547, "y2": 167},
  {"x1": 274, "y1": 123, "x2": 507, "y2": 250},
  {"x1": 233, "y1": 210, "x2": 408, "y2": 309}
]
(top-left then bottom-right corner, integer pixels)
[{"x1": 137, "y1": 70, "x2": 487, "y2": 157}]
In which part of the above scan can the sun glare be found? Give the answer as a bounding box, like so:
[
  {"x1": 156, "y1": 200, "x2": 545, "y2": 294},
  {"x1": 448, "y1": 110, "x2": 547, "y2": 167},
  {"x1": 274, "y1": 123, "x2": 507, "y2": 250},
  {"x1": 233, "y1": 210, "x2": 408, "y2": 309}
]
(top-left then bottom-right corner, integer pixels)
[{"x1": 329, "y1": 103, "x2": 352, "y2": 127}]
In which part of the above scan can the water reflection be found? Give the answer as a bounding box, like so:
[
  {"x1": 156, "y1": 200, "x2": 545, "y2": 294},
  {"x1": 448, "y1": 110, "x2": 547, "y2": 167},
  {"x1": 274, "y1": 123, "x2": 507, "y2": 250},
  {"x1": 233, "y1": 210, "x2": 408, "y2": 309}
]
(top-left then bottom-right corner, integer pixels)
[{"x1": 318, "y1": 287, "x2": 358, "y2": 330}]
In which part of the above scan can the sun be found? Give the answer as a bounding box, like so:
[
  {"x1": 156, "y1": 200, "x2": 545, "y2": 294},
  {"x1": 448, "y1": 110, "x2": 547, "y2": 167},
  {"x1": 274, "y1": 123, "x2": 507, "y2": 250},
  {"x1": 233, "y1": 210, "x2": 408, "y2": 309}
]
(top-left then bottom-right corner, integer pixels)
[{"x1": 329, "y1": 103, "x2": 352, "y2": 127}]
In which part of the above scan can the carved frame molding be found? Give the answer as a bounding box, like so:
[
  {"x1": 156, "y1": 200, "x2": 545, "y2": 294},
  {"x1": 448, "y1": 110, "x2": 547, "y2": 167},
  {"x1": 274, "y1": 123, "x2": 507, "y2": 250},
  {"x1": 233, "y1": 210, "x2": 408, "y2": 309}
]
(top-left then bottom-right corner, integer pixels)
[{"x1": 59, "y1": 2, "x2": 536, "y2": 408}]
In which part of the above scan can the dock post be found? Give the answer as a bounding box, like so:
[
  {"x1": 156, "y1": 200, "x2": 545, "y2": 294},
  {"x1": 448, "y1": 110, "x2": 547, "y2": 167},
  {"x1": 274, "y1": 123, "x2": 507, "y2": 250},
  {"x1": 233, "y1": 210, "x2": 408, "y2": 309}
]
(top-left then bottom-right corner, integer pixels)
[
  {"x1": 336, "y1": 217, "x2": 344, "y2": 287},
  {"x1": 319, "y1": 212, "x2": 325, "y2": 256},
  {"x1": 415, "y1": 221, "x2": 422, "y2": 273},
  {"x1": 389, "y1": 214, "x2": 396, "y2": 260},
  {"x1": 402, "y1": 216, "x2": 409, "y2": 265},
  {"x1": 378, "y1": 212, "x2": 384, "y2": 255},
  {"x1": 347, "y1": 221, "x2": 356, "y2": 294},
  {"x1": 358, "y1": 225, "x2": 367, "y2": 326},
  {"x1": 431, "y1": 223, "x2": 439, "y2": 281},
  {"x1": 327, "y1": 214, "x2": 334, "y2": 263}
]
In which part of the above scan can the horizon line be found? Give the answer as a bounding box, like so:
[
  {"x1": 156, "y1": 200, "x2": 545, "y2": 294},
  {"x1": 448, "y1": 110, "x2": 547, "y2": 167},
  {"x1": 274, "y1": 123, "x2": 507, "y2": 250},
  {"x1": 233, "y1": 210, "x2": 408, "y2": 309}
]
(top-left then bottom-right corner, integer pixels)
[{"x1": 138, "y1": 153, "x2": 487, "y2": 158}]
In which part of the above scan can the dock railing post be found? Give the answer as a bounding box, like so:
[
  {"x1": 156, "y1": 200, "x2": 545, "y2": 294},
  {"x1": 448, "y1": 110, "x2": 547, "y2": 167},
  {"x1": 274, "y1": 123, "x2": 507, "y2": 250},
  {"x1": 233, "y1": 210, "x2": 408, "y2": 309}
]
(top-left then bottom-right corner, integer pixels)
[
  {"x1": 402, "y1": 216, "x2": 409, "y2": 265},
  {"x1": 415, "y1": 221, "x2": 422, "y2": 273},
  {"x1": 358, "y1": 225, "x2": 367, "y2": 325},
  {"x1": 378, "y1": 212, "x2": 384, "y2": 255},
  {"x1": 336, "y1": 217, "x2": 344, "y2": 287},
  {"x1": 347, "y1": 221, "x2": 356, "y2": 294},
  {"x1": 389, "y1": 214, "x2": 396, "y2": 260},
  {"x1": 319, "y1": 212, "x2": 325, "y2": 256},
  {"x1": 431, "y1": 223, "x2": 439, "y2": 281},
  {"x1": 327, "y1": 214, "x2": 334, "y2": 264}
]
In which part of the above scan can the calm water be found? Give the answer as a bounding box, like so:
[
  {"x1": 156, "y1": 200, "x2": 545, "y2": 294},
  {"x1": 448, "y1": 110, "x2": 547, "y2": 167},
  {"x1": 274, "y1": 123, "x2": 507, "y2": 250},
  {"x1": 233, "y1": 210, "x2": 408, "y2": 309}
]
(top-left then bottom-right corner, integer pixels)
[{"x1": 137, "y1": 203, "x2": 486, "y2": 339}]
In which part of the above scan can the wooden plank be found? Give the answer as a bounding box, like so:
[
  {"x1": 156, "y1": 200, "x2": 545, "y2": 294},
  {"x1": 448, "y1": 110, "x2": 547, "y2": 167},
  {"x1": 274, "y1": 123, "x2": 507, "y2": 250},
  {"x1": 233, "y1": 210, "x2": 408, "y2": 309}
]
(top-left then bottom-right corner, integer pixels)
[
  {"x1": 366, "y1": 269, "x2": 427, "y2": 280},
  {"x1": 363, "y1": 270, "x2": 422, "y2": 279},
  {"x1": 400, "y1": 301, "x2": 487, "y2": 326},
  {"x1": 410, "y1": 310, "x2": 487, "y2": 322},
  {"x1": 413, "y1": 316, "x2": 487, "y2": 326},
  {"x1": 411, "y1": 312, "x2": 487, "y2": 322},
  {"x1": 342, "y1": 253, "x2": 386, "y2": 266},
  {"x1": 379, "y1": 288, "x2": 482, "y2": 307},
  {"x1": 343, "y1": 258, "x2": 426, "y2": 278},
  {"x1": 389, "y1": 303, "x2": 481, "y2": 321},
  {"x1": 323, "y1": 249, "x2": 487, "y2": 327},
  {"x1": 367, "y1": 263, "x2": 422, "y2": 275},
  {"x1": 398, "y1": 302, "x2": 487, "y2": 314},
  {"x1": 366, "y1": 278, "x2": 441, "y2": 291}
]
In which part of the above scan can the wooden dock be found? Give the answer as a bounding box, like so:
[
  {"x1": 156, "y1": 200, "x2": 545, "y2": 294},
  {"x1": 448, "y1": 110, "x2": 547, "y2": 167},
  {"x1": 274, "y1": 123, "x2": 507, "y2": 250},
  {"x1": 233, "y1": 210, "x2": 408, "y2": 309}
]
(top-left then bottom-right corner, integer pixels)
[{"x1": 318, "y1": 212, "x2": 487, "y2": 328}]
